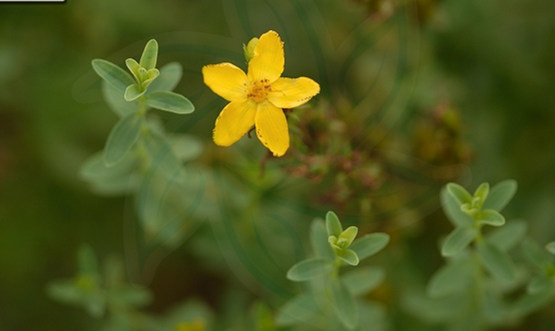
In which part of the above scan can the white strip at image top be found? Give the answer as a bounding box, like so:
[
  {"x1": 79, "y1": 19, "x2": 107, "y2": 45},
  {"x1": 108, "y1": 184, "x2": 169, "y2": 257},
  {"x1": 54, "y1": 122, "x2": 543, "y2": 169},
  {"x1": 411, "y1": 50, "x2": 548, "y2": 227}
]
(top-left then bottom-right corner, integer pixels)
[{"x1": 0, "y1": 0, "x2": 65, "y2": 2}]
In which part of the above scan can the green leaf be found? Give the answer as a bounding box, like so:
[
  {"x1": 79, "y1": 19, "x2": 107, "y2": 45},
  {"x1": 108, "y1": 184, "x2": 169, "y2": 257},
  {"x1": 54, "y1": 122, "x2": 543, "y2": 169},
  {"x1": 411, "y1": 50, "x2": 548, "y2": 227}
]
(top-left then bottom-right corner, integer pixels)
[
  {"x1": 342, "y1": 267, "x2": 384, "y2": 296},
  {"x1": 139, "y1": 39, "x2": 158, "y2": 69},
  {"x1": 478, "y1": 241, "x2": 516, "y2": 282},
  {"x1": 511, "y1": 289, "x2": 555, "y2": 317},
  {"x1": 124, "y1": 83, "x2": 145, "y2": 101},
  {"x1": 482, "y1": 179, "x2": 517, "y2": 211},
  {"x1": 427, "y1": 257, "x2": 473, "y2": 297},
  {"x1": 446, "y1": 183, "x2": 472, "y2": 205},
  {"x1": 440, "y1": 188, "x2": 474, "y2": 227},
  {"x1": 522, "y1": 239, "x2": 552, "y2": 269},
  {"x1": 275, "y1": 294, "x2": 320, "y2": 325},
  {"x1": 80, "y1": 151, "x2": 137, "y2": 181},
  {"x1": 546, "y1": 241, "x2": 555, "y2": 255},
  {"x1": 485, "y1": 220, "x2": 527, "y2": 251},
  {"x1": 441, "y1": 226, "x2": 477, "y2": 257},
  {"x1": 338, "y1": 226, "x2": 358, "y2": 248},
  {"x1": 125, "y1": 58, "x2": 141, "y2": 82},
  {"x1": 147, "y1": 62, "x2": 182, "y2": 92},
  {"x1": 338, "y1": 249, "x2": 359, "y2": 266},
  {"x1": 286, "y1": 258, "x2": 333, "y2": 282},
  {"x1": 474, "y1": 182, "x2": 489, "y2": 202},
  {"x1": 92, "y1": 59, "x2": 134, "y2": 92},
  {"x1": 145, "y1": 91, "x2": 194, "y2": 114},
  {"x1": 326, "y1": 211, "x2": 343, "y2": 237},
  {"x1": 350, "y1": 233, "x2": 390, "y2": 260},
  {"x1": 331, "y1": 280, "x2": 358, "y2": 329},
  {"x1": 310, "y1": 219, "x2": 334, "y2": 259},
  {"x1": 102, "y1": 82, "x2": 138, "y2": 117},
  {"x1": 477, "y1": 209, "x2": 505, "y2": 226},
  {"x1": 104, "y1": 113, "x2": 143, "y2": 166},
  {"x1": 527, "y1": 277, "x2": 553, "y2": 294}
]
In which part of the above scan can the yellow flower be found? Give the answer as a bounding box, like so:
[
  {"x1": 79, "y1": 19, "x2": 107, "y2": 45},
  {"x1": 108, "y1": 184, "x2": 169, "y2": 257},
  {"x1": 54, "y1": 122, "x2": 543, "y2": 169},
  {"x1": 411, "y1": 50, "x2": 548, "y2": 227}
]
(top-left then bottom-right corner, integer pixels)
[{"x1": 202, "y1": 30, "x2": 320, "y2": 157}]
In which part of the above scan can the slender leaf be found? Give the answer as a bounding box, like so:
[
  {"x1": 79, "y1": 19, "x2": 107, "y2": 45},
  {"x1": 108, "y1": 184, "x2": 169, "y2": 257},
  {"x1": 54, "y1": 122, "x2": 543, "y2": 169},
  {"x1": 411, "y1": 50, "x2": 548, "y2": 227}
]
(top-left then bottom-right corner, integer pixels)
[
  {"x1": 546, "y1": 241, "x2": 555, "y2": 255},
  {"x1": 478, "y1": 241, "x2": 516, "y2": 282},
  {"x1": 326, "y1": 211, "x2": 343, "y2": 237},
  {"x1": 482, "y1": 179, "x2": 517, "y2": 211},
  {"x1": 350, "y1": 233, "x2": 390, "y2": 260},
  {"x1": 145, "y1": 91, "x2": 194, "y2": 114},
  {"x1": 104, "y1": 113, "x2": 143, "y2": 166},
  {"x1": 342, "y1": 267, "x2": 384, "y2": 296},
  {"x1": 92, "y1": 59, "x2": 134, "y2": 91},
  {"x1": 338, "y1": 249, "x2": 359, "y2": 266},
  {"x1": 286, "y1": 258, "x2": 333, "y2": 282},
  {"x1": 486, "y1": 220, "x2": 527, "y2": 251},
  {"x1": 125, "y1": 58, "x2": 141, "y2": 82},
  {"x1": 477, "y1": 209, "x2": 505, "y2": 227},
  {"x1": 446, "y1": 183, "x2": 472, "y2": 205},
  {"x1": 310, "y1": 219, "x2": 334, "y2": 259},
  {"x1": 427, "y1": 257, "x2": 473, "y2": 297},
  {"x1": 80, "y1": 151, "x2": 137, "y2": 181},
  {"x1": 522, "y1": 239, "x2": 552, "y2": 269},
  {"x1": 331, "y1": 280, "x2": 358, "y2": 329},
  {"x1": 527, "y1": 277, "x2": 553, "y2": 294},
  {"x1": 473, "y1": 183, "x2": 489, "y2": 203},
  {"x1": 440, "y1": 188, "x2": 474, "y2": 227},
  {"x1": 275, "y1": 294, "x2": 320, "y2": 325},
  {"x1": 102, "y1": 82, "x2": 138, "y2": 117},
  {"x1": 148, "y1": 62, "x2": 182, "y2": 92},
  {"x1": 140, "y1": 39, "x2": 158, "y2": 69},
  {"x1": 124, "y1": 83, "x2": 145, "y2": 101},
  {"x1": 441, "y1": 226, "x2": 477, "y2": 257}
]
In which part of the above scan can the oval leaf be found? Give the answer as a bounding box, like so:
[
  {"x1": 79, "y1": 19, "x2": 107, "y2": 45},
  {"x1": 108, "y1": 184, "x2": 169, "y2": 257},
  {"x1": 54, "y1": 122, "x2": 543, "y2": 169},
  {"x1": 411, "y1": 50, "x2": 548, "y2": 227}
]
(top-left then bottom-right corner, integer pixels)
[
  {"x1": 477, "y1": 209, "x2": 505, "y2": 227},
  {"x1": 446, "y1": 183, "x2": 472, "y2": 205},
  {"x1": 486, "y1": 220, "x2": 527, "y2": 252},
  {"x1": 342, "y1": 267, "x2": 385, "y2": 296},
  {"x1": 351, "y1": 233, "x2": 390, "y2": 260},
  {"x1": 338, "y1": 249, "x2": 359, "y2": 266},
  {"x1": 482, "y1": 179, "x2": 517, "y2": 211},
  {"x1": 276, "y1": 294, "x2": 320, "y2": 325},
  {"x1": 104, "y1": 113, "x2": 143, "y2": 166},
  {"x1": 478, "y1": 241, "x2": 516, "y2": 282},
  {"x1": 124, "y1": 83, "x2": 145, "y2": 101},
  {"x1": 147, "y1": 62, "x2": 182, "y2": 92},
  {"x1": 140, "y1": 39, "x2": 158, "y2": 69},
  {"x1": 145, "y1": 91, "x2": 194, "y2": 114},
  {"x1": 326, "y1": 211, "x2": 343, "y2": 237},
  {"x1": 286, "y1": 258, "x2": 333, "y2": 282},
  {"x1": 310, "y1": 219, "x2": 334, "y2": 259},
  {"x1": 331, "y1": 280, "x2": 358, "y2": 329},
  {"x1": 92, "y1": 59, "x2": 134, "y2": 92},
  {"x1": 427, "y1": 257, "x2": 473, "y2": 297},
  {"x1": 440, "y1": 188, "x2": 474, "y2": 227},
  {"x1": 441, "y1": 226, "x2": 477, "y2": 257}
]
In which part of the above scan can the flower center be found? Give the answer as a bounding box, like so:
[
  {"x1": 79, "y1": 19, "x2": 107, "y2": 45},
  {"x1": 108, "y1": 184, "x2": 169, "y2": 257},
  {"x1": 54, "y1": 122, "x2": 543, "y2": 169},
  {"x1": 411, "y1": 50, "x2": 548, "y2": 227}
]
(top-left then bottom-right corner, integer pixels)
[{"x1": 247, "y1": 79, "x2": 271, "y2": 103}]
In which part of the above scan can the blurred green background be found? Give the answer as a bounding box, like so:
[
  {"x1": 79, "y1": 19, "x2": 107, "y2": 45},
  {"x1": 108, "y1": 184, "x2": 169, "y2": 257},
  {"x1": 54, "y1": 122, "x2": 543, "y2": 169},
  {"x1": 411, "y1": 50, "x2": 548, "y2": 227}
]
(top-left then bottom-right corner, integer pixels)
[{"x1": 0, "y1": 0, "x2": 554, "y2": 329}]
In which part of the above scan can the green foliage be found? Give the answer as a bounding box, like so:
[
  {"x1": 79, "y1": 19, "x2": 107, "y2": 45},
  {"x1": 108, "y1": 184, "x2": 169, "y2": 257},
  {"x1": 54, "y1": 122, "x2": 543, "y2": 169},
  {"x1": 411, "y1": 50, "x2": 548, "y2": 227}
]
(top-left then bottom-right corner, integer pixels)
[
  {"x1": 409, "y1": 180, "x2": 555, "y2": 330},
  {"x1": 281, "y1": 212, "x2": 389, "y2": 330}
]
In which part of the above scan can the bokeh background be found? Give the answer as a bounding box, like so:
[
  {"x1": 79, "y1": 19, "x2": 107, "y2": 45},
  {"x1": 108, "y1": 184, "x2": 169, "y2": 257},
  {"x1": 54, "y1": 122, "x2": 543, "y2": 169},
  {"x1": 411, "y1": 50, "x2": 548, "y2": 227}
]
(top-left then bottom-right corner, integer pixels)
[{"x1": 0, "y1": 0, "x2": 554, "y2": 330}]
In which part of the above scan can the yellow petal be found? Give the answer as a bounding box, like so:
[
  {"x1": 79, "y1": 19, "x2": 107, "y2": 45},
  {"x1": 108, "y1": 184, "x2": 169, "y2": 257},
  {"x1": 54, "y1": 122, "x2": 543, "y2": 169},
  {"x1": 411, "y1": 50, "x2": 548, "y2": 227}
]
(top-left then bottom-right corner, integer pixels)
[
  {"x1": 255, "y1": 101, "x2": 289, "y2": 157},
  {"x1": 213, "y1": 100, "x2": 256, "y2": 146},
  {"x1": 202, "y1": 63, "x2": 248, "y2": 101},
  {"x1": 268, "y1": 77, "x2": 320, "y2": 108},
  {"x1": 248, "y1": 30, "x2": 284, "y2": 83}
]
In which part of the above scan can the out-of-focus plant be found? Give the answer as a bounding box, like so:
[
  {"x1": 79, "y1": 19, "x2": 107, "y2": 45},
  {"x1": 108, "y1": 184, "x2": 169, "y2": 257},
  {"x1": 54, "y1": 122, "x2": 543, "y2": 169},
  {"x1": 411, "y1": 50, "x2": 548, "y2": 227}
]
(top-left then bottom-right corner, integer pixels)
[
  {"x1": 404, "y1": 180, "x2": 555, "y2": 330},
  {"x1": 277, "y1": 211, "x2": 390, "y2": 330},
  {"x1": 81, "y1": 39, "x2": 205, "y2": 248},
  {"x1": 48, "y1": 245, "x2": 212, "y2": 331}
]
